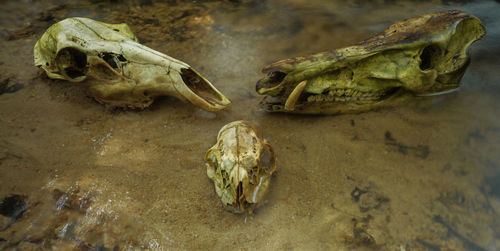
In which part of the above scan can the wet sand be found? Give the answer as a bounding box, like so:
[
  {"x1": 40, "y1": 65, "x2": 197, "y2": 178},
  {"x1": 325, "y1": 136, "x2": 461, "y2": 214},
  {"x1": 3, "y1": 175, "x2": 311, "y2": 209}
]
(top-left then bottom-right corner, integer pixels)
[{"x1": 0, "y1": 0, "x2": 499, "y2": 250}]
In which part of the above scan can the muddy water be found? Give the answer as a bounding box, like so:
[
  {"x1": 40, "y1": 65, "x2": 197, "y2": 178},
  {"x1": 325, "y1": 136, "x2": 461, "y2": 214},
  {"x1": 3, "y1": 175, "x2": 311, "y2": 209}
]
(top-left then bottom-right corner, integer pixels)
[{"x1": 0, "y1": 0, "x2": 499, "y2": 250}]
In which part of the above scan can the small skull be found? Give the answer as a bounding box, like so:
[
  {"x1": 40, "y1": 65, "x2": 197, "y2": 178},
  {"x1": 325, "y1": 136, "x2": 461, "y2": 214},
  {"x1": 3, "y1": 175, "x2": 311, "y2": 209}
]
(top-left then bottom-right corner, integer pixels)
[
  {"x1": 205, "y1": 121, "x2": 277, "y2": 213},
  {"x1": 256, "y1": 10, "x2": 486, "y2": 114},
  {"x1": 34, "y1": 17, "x2": 230, "y2": 111}
]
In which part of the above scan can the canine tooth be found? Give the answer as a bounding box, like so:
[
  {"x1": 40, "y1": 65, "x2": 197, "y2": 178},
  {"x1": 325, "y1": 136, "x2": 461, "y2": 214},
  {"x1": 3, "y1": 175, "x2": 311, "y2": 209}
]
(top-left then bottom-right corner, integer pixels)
[{"x1": 284, "y1": 80, "x2": 307, "y2": 111}]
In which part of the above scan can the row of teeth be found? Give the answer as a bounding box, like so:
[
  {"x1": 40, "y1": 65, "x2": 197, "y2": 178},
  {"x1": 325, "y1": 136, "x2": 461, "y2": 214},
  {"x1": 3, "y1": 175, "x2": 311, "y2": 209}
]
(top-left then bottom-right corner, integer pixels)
[
  {"x1": 328, "y1": 89, "x2": 383, "y2": 97},
  {"x1": 307, "y1": 89, "x2": 383, "y2": 102},
  {"x1": 307, "y1": 94, "x2": 380, "y2": 102}
]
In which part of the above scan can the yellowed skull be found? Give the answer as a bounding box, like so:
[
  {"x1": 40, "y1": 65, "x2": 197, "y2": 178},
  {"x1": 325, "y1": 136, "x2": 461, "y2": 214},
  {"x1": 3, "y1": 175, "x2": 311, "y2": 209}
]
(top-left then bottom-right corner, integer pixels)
[
  {"x1": 34, "y1": 17, "x2": 230, "y2": 111},
  {"x1": 205, "y1": 121, "x2": 277, "y2": 213},
  {"x1": 256, "y1": 10, "x2": 486, "y2": 114}
]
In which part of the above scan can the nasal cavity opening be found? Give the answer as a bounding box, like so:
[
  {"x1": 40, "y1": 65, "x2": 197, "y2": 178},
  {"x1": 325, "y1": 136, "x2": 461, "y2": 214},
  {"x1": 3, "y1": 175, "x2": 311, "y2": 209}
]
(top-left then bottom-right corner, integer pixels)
[
  {"x1": 256, "y1": 71, "x2": 286, "y2": 91},
  {"x1": 236, "y1": 182, "x2": 246, "y2": 207},
  {"x1": 180, "y1": 68, "x2": 222, "y2": 105},
  {"x1": 56, "y1": 47, "x2": 88, "y2": 80},
  {"x1": 419, "y1": 45, "x2": 441, "y2": 71}
]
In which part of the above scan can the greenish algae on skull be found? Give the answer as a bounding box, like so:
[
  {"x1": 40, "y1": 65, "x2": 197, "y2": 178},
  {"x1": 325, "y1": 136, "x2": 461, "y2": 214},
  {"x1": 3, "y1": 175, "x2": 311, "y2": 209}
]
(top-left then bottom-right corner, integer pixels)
[
  {"x1": 256, "y1": 10, "x2": 486, "y2": 114},
  {"x1": 34, "y1": 17, "x2": 230, "y2": 111},
  {"x1": 205, "y1": 121, "x2": 277, "y2": 213}
]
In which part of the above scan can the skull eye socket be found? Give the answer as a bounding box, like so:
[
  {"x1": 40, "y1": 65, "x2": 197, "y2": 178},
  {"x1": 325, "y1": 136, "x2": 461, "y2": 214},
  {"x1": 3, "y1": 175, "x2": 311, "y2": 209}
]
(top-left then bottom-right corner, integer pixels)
[
  {"x1": 55, "y1": 47, "x2": 88, "y2": 82},
  {"x1": 419, "y1": 45, "x2": 442, "y2": 71},
  {"x1": 259, "y1": 143, "x2": 276, "y2": 175}
]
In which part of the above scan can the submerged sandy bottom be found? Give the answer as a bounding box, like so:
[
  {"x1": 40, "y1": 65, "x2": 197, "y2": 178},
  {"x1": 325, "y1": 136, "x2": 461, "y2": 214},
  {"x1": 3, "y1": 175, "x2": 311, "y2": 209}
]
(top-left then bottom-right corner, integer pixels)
[{"x1": 0, "y1": 0, "x2": 499, "y2": 250}]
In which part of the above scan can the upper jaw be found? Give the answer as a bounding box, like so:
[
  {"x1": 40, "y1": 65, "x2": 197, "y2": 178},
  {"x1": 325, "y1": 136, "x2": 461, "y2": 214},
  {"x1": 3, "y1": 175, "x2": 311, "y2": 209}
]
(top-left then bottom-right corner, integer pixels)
[
  {"x1": 261, "y1": 87, "x2": 403, "y2": 113},
  {"x1": 260, "y1": 81, "x2": 463, "y2": 113}
]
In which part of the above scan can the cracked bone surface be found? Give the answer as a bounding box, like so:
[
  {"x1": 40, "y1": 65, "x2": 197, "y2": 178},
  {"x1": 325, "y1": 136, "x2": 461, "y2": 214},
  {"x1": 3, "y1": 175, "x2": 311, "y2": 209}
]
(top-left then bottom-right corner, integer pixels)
[
  {"x1": 205, "y1": 121, "x2": 277, "y2": 213},
  {"x1": 34, "y1": 17, "x2": 230, "y2": 111},
  {"x1": 256, "y1": 10, "x2": 486, "y2": 114}
]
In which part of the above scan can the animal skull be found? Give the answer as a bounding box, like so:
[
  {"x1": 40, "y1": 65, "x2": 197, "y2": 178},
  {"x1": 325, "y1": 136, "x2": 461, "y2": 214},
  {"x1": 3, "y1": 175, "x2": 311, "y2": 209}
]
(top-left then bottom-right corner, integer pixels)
[
  {"x1": 256, "y1": 10, "x2": 486, "y2": 114},
  {"x1": 34, "y1": 17, "x2": 230, "y2": 111},
  {"x1": 205, "y1": 121, "x2": 277, "y2": 213}
]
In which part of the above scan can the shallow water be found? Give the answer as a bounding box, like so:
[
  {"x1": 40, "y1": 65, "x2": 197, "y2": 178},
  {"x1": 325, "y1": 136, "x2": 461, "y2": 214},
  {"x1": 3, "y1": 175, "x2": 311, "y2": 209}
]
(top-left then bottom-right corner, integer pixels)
[{"x1": 0, "y1": 0, "x2": 499, "y2": 250}]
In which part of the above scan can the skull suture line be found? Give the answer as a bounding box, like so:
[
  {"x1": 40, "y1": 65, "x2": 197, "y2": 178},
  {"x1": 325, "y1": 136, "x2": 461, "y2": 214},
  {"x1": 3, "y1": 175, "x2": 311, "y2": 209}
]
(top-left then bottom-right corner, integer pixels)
[
  {"x1": 256, "y1": 10, "x2": 486, "y2": 114},
  {"x1": 205, "y1": 121, "x2": 277, "y2": 213},
  {"x1": 34, "y1": 17, "x2": 230, "y2": 111}
]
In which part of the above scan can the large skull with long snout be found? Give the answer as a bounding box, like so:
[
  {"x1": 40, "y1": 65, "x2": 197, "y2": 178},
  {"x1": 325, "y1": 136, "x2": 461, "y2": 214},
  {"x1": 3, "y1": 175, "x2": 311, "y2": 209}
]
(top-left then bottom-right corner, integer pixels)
[
  {"x1": 256, "y1": 10, "x2": 486, "y2": 114},
  {"x1": 34, "y1": 17, "x2": 230, "y2": 111},
  {"x1": 205, "y1": 121, "x2": 277, "y2": 213}
]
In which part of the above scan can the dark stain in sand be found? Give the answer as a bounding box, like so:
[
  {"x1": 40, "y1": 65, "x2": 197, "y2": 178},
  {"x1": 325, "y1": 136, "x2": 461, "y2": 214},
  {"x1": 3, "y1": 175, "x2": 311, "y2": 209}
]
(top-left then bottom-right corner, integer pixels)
[
  {"x1": 0, "y1": 195, "x2": 27, "y2": 221},
  {"x1": 351, "y1": 187, "x2": 367, "y2": 202},
  {"x1": 384, "y1": 131, "x2": 430, "y2": 159},
  {"x1": 0, "y1": 78, "x2": 24, "y2": 95},
  {"x1": 432, "y1": 215, "x2": 486, "y2": 251}
]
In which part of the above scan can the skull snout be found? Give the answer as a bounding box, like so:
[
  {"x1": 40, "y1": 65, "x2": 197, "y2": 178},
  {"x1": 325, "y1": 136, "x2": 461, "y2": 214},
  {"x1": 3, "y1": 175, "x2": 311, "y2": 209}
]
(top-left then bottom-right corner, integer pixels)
[{"x1": 179, "y1": 68, "x2": 229, "y2": 107}]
